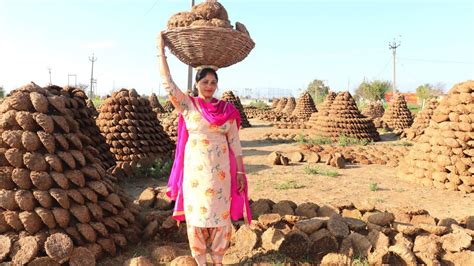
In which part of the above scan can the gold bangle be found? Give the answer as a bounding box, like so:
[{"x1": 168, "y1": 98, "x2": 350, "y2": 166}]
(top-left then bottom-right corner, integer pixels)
[{"x1": 237, "y1": 171, "x2": 245, "y2": 175}]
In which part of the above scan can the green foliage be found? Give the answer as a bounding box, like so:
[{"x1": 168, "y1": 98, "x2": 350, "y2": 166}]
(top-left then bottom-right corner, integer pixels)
[
  {"x1": 134, "y1": 157, "x2": 174, "y2": 179},
  {"x1": 248, "y1": 99, "x2": 269, "y2": 109},
  {"x1": 303, "y1": 165, "x2": 340, "y2": 177},
  {"x1": 415, "y1": 83, "x2": 443, "y2": 102},
  {"x1": 308, "y1": 135, "x2": 333, "y2": 145},
  {"x1": 296, "y1": 132, "x2": 307, "y2": 144},
  {"x1": 338, "y1": 135, "x2": 370, "y2": 146},
  {"x1": 355, "y1": 80, "x2": 391, "y2": 101},
  {"x1": 0, "y1": 86, "x2": 4, "y2": 98},
  {"x1": 92, "y1": 95, "x2": 102, "y2": 108},
  {"x1": 352, "y1": 256, "x2": 369, "y2": 266},
  {"x1": 273, "y1": 180, "x2": 305, "y2": 190},
  {"x1": 369, "y1": 182, "x2": 379, "y2": 192},
  {"x1": 306, "y1": 79, "x2": 330, "y2": 104}
]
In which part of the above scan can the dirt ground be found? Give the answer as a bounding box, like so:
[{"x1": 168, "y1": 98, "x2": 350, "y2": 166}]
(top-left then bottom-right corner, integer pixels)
[{"x1": 102, "y1": 118, "x2": 473, "y2": 265}]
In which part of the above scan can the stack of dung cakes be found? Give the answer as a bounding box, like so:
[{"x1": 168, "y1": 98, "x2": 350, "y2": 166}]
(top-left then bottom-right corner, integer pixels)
[
  {"x1": 148, "y1": 93, "x2": 165, "y2": 114},
  {"x1": 398, "y1": 80, "x2": 473, "y2": 193},
  {"x1": 402, "y1": 98, "x2": 440, "y2": 141},
  {"x1": 163, "y1": 100, "x2": 175, "y2": 113},
  {"x1": 96, "y1": 89, "x2": 173, "y2": 175},
  {"x1": 274, "y1": 97, "x2": 288, "y2": 113},
  {"x1": 0, "y1": 83, "x2": 141, "y2": 264},
  {"x1": 271, "y1": 98, "x2": 280, "y2": 109},
  {"x1": 361, "y1": 102, "x2": 385, "y2": 119},
  {"x1": 221, "y1": 91, "x2": 251, "y2": 128},
  {"x1": 291, "y1": 92, "x2": 317, "y2": 121},
  {"x1": 306, "y1": 92, "x2": 336, "y2": 129},
  {"x1": 60, "y1": 87, "x2": 116, "y2": 171},
  {"x1": 382, "y1": 94, "x2": 414, "y2": 133},
  {"x1": 281, "y1": 97, "x2": 296, "y2": 115},
  {"x1": 160, "y1": 111, "x2": 179, "y2": 143},
  {"x1": 313, "y1": 91, "x2": 380, "y2": 141}
]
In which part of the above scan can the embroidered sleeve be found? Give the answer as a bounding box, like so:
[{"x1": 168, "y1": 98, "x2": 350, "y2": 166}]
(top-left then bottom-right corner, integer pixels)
[
  {"x1": 226, "y1": 120, "x2": 243, "y2": 156},
  {"x1": 161, "y1": 76, "x2": 192, "y2": 112}
]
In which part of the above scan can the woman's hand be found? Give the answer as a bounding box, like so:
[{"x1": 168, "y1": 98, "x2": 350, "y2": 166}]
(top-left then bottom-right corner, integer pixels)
[
  {"x1": 157, "y1": 31, "x2": 166, "y2": 54},
  {"x1": 237, "y1": 173, "x2": 245, "y2": 193}
]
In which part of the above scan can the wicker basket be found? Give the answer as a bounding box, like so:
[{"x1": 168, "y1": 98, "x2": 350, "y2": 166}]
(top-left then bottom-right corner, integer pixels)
[{"x1": 163, "y1": 26, "x2": 255, "y2": 68}]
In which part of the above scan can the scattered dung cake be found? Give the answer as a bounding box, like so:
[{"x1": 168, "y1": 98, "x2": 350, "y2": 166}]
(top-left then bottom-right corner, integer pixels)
[
  {"x1": 401, "y1": 98, "x2": 440, "y2": 141},
  {"x1": 0, "y1": 83, "x2": 141, "y2": 264},
  {"x1": 141, "y1": 195, "x2": 474, "y2": 265},
  {"x1": 382, "y1": 94, "x2": 414, "y2": 133},
  {"x1": 398, "y1": 80, "x2": 473, "y2": 193},
  {"x1": 96, "y1": 89, "x2": 174, "y2": 175},
  {"x1": 312, "y1": 92, "x2": 380, "y2": 142},
  {"x1": 291, "y1": 92, "x2": 317, "y2": 121},
  {"x1": 148, "y1": 93, "x2": 165, "y2": 114},
  {"x1": 282, "y1": 97, "x2": 296, "y2": 115},
  {"x1": 221, "y1": 90, "x2": 251, "y2": 128},
  {"x1": 362, "y1": 102, "x2": 385, "y2": 119},
  {"x1": 307, "y1": 92, "x2": 336, "y2": 129}
]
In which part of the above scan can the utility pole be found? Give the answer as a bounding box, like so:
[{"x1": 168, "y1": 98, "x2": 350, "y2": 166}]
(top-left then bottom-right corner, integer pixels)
[
  {"x1": 89, "y1": 53, "x2": 97, "y2": 99},
  {"x1": 389, "y1": 37, "x2": 401, "y2": 94},
  {"x1": 187, "y1": 0, "x2": 195, "y2": 96},
  {"x1": 47, "y1": 67, "x2": 52, "y2": 85}
]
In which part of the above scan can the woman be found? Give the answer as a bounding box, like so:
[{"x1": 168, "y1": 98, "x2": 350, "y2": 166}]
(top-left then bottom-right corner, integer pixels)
[{"x1": 157, "y1": 32, "x2": 252, "y2": 266}]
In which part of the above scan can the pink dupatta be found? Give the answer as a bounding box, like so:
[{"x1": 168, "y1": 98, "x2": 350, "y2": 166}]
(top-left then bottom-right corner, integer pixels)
[{"x1": 166, "y1": 96, "x2": 252, "y2": 224}]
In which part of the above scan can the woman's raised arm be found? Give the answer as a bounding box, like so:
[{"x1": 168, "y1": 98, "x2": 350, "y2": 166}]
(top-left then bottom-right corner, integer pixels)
[{"x1": 157, "y1": 31, "x2": 192, "y2": 113}]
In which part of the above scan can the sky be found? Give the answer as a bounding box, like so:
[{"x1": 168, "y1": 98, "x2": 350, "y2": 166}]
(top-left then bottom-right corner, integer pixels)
[{"x1": 1, "y1": 0, "x2": 473, "y2": 99}]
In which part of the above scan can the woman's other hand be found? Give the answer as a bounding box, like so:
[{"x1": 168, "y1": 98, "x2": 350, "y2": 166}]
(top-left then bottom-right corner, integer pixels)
[{"x1": 237, "y1": 173, "x2": 245, "y2": 193}]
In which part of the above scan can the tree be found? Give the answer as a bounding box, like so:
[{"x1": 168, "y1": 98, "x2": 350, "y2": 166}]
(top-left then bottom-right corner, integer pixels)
[
  {"x1": 355, "y1": 80, "x2": 391, "y2": 102},
  {"x1": 0, "y1": 86, "x2": 4, "y2": 98},
  {"x1": 416, "y1": 83, "x2": 444, "y2": 102},
  {"x1": 306, "y1": 79, "x2": 330, "y2": 103}
]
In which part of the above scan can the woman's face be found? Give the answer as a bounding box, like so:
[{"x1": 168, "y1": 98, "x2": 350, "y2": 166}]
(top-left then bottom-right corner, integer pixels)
[{"x1": 197, "y1": 73, "x2": 218, "y2": 99}]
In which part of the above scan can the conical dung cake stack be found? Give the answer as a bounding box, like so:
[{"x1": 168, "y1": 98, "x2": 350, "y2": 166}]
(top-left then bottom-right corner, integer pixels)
[
  {"x1": 398, "y1": 80, "x2": 473, "y2": 193},
  {"x1": 159, "y1": 111, "x2": 179, "y2": 143},
  {"x1": 274, "y1": 97, "x2": 287, "y2": 113},
  {"x1": 312, "y1": 91, "x2": 380, "y2": 141},
  {"x1": 401, "y1": 98, "x2": 440, "y2": 141},
  {"x1": 163, "y1": 100, "x2": 175, "y2": 113},
  {"x1": 362, "y1": 102, "x2": 385, "y2": 119},
  {"x1": 221, "y1": 90, "x2": 251, "y2": 128},
  {"x1": 60, "y1": 87, "x2": 116, "y2": 171},
  {"x1": 291, "y1": 92, "x2": 317, "y2": 121},
  {"x1": 382, "y1": 94, "x2": 413, "y2": 133},
  {"x1": 307, "y1": 92, "x2": 336, "y2": 129},
  {"x1": 282, "y1": 97, "x2": 296, "y2": 115},
  {"x1": 271, "y1": 98, "x2": 280, "y2": 109},
  {"x1": 149, "y1": 93, "x2": 165, "y2": 114},
  {"x1": 0, "y1": 83, "x2": 141, "y2": 264},
  {"x1": 96, "y1": 89, "x2": 174, "y2": 175}
]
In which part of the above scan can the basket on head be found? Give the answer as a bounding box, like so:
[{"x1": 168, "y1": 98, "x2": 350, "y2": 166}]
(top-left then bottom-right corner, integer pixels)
[{"x1": 162, "y1": 26, "x2": 255, "y2": 68}]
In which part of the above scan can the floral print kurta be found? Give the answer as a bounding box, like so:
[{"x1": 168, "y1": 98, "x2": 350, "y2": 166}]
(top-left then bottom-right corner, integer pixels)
[{"x1": 163, "y1": 77, "x2": 243, "y2": 227}]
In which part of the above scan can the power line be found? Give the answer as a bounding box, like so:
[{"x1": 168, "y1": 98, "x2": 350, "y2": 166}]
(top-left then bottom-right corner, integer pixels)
[{"x1": 144, "y1": 0, "x2": 160, "y2": 16}]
